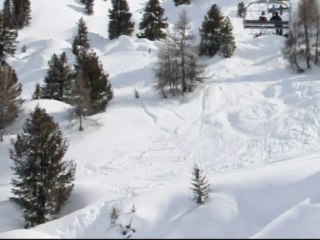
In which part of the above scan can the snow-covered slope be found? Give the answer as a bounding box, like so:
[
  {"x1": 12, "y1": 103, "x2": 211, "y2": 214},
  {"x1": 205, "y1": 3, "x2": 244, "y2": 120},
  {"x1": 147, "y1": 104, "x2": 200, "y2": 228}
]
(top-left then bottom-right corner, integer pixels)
[{"x1": 1, "y1": 0, "x2": 320, "y2": 238}]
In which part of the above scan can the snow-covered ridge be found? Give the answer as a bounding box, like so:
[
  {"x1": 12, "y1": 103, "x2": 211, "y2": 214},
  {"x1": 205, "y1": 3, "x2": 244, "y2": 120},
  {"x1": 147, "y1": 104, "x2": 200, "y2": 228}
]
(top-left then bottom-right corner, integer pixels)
[{"x1": 1, "y1": 0, "x2": 320, "y2": 238}]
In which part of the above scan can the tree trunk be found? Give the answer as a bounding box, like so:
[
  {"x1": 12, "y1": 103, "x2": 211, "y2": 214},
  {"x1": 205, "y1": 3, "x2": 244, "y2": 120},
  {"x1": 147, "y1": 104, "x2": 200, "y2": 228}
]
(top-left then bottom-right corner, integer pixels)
[
  {"x1": 303, "y1": 6, "x2": 311, "y2": 68},
  {"x1": 315, "y1": 14, "x2": 319, "y2": 64}
]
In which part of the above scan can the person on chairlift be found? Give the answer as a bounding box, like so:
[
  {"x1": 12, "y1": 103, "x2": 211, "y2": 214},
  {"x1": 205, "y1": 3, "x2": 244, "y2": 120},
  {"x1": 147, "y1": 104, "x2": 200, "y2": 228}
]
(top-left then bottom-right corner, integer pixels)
[
  {"x1": 259, "y1": 11, "x2": 268, "y2": 21},
  {"x1": 270, "y1": 11, "x2": 283, "y2": 36}
]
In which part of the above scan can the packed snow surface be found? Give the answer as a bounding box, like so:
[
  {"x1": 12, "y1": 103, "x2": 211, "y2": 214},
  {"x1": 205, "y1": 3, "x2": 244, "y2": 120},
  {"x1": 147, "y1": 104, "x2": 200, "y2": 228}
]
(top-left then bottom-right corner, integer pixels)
[{"x1": 1, "y1": 0, "x2": 320, "y2": 238}]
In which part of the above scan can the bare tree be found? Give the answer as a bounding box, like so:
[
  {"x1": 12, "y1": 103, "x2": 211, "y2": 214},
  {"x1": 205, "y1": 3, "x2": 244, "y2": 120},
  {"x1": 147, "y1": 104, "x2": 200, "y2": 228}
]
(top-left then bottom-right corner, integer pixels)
[
  {"x1": 315, "y1": 2, "x2": 320, "y2": 65},
  {"x1": 283, "y1": 15, "x2": 304, "y2": 73},
  {"x1": 0, "y1": 63, "x2": 22, "y2": 141},
  {"x1": 297, "y1": 0, "x2": 318, "y2": 69},
  {"x1": 73, "y1": 70, "x2": 91, "y2": 131},
  {"x1": 155, "y1": 10, "x2": 205, "y2": 97}
]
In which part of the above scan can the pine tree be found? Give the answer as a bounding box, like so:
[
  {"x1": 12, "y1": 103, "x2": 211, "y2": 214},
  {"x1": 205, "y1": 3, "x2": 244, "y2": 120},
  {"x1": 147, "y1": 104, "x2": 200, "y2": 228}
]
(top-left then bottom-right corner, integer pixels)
[
  {"x1": 41, "y1": 52, "x2": 74, "y2": 102},
  {"x1": 0, "y1": 11, "x2": 17, "y2": 61},
  {"x1": 32, "y1": 83, "x2": 42, "y2": 100},
  {"x1": 108, "y1": 0, "x2": 135, "y2": 40},
  {"x1": 72, "y1": 18, "x2": 90, "y2": 56},
  {"x1": 75, "y1": 50, "x2": 113, "y2": 114},
  {"x1": 84, "y1": 0, "x2": 94, "y2": 15},
  {"x1": 190, "y1": 164, "x2": 210, "y2": 205},
  {"x1": 237, "y1": 2, "x2": 246, "y2": 18},
  {"x1": 12, "y1": 0, "x2": 31, "y2": 29},
  {"x1": 220, "y1": 17, "x2": 236, "y2": 58},
  {"x1": 0, "y1": 62, "x2": 22, "y2": 140},
  {"x1": 138, "y1": 0, "x2": 168, "y2": 41},
  {"x1": 199, "y1": 4, "x2": 224, "y2": 57},
  {"x1": 10, "y1": 106, "x2": 76, "y2": 228},
  {"x1": 173, "y1": 0, "x2": 190, "y2": 6},
  {"x1": 3, "y1": 0, "x2": 14, "y2": 28}
]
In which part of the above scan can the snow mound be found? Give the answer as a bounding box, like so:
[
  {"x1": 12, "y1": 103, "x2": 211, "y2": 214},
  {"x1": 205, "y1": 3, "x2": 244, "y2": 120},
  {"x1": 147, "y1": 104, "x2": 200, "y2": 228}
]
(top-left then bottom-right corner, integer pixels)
[
  {"x1": 253, "y1": 198, "x2": 320, "y2": 238},
  {"x1": 0, "y1": 229, "x2": 59, "y2": 239},
  {"x1": 109, "y1": 36, "x2": 137, "y2": 53}
]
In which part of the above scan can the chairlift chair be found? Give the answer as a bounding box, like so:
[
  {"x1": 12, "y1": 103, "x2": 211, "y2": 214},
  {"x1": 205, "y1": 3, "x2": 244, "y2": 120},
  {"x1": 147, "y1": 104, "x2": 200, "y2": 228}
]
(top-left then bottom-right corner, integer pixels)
[{"x1": 243, "y1": 0, "x2": 292, "y2": 29}]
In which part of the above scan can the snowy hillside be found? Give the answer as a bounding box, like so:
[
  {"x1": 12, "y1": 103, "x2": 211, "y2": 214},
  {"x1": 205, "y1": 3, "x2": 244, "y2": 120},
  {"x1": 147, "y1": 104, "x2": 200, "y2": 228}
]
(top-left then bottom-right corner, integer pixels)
[{"x1": 1, "y1": 0, "x2": 320, "y2": 238}]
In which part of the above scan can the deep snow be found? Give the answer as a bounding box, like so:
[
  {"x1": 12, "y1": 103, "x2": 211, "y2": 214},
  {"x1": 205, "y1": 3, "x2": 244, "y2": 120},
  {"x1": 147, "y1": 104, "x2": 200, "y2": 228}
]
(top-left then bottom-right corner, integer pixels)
[{"x1": 1, "y1": 0, "x2": 320, "y2": 238}]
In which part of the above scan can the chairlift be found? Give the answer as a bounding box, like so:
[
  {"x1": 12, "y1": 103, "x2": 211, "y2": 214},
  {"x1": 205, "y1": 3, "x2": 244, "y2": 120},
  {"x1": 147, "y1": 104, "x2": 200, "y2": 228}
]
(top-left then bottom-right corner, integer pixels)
[{"x1": 243, "y1": 0, "x2": 292, "y2": 29}]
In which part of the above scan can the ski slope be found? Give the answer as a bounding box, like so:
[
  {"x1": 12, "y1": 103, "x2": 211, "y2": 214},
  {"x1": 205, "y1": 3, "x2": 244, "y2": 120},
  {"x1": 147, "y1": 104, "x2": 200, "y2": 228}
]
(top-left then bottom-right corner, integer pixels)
[{"x1": 1, "y1": 0, "x2": 320, "y2": 238}]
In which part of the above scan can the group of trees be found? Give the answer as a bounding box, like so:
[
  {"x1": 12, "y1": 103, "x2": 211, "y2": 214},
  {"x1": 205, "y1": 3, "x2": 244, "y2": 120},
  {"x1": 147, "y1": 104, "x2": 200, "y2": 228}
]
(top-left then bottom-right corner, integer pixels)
[
  {"x1": 155, "y1": 3, "x2": 236, "y2": 98},
  {"x1": 155, "y1": 10, "x2": 204, "y2": 97},
  {"x1": 283, "y1": 0, "x2": 320, "y2": 72},
  {"x1": 35, "y1": 18, "x2": 113, "y2": 131},
  {"x1": 0, "y1": 0, "x2": 31, "y2": 140},
  {"x1": 2, "y1": 0, "x2": 31, "y2": 29}
]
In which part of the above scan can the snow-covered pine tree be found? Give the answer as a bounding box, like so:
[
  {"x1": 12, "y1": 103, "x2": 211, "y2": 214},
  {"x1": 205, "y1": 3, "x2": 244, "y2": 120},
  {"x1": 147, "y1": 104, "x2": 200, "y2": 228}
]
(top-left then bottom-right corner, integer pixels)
[
  {"x1": 41, "y1": 52, "x2": 74, "y2": 102},
  {"x1": 191, "y1": 164, "x2": 210, "y2": 205},
  {"x1": 220, "y1": 17, "x2": 236, "y2": 58},
  {"x1": 0, "y1": 11, "x2": 17, "y2": 61},
  {"x1": 75, "y1": 49, "x2": 113, "y2": 114},
  {"x1": 10, "y1": 106, "x2": 76, "y2": 228},
  {"x1": 12, "y1": 0, "x2": 31, "y2": 29},
  {"x1": 199, "y1": 4, "x2": 224, "y2": 57},
  {"x1": 138, "y1": 0, "x2": 168, "y2": 41},
  {"x1": 32, "y1": 83, "x2": 42, "y2": 100},
  {"x1": 108, "y1": 0, "x2": 134, "y2": 40},
  {"x1": 84, "y1": 0, "x2": 94, "y2": 15},
  {"x1": 72, "y1": 18, "x2": 90, "y2": 56},
  {"x1": 0, "y1": 62, "x2": 22, "y2": 141},
  {"x1": 173, "y1": 0, "x2": 190, "y2": 6}
]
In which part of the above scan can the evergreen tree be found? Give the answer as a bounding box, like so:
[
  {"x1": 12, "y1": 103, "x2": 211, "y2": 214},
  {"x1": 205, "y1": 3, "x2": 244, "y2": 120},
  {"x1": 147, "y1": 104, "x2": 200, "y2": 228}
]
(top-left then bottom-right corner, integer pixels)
[
  {"x1": 173, "y1": 0, "x2": 190, "y2": 6},
  {"x1": 237, "y1": 2, "x2": 246, "y2": 18},
  {"x1": 199, "y1": 4, "x2": 224, "y2": 57},
  {"x1": 10, "y1": 106, "x2": 76, "y2": 228},
  {"x1": 41, "y1": 52, "x2": 74, "y2": 102},
  {"x1": 72, "y1": 18, "x2": 90, "y2": 56},
  {"x1": 190, "y1": 164, "x2": 210, "y2": 205},
  {"x1": 84, "y1": 0, "x2": 94, "y2": 15},
  {"x1": 32, "y1": 83, "x2": 42, "y2": 100},
  {"x1": 0, "y1": 11, "x2": 17, "y2": 61},
  {"x1": 138, "y1": 0, "x2": 168, "y2": 41},
  {"x1": 108, "y1": 0, "x2": 134, "y2": 40},
  {"x1": 75, "y1": 50, "x2": 113, "y2": 114},
  {"x1": 12, "y1": 0, "x2": 31, "y2": 29},
  {"x1": 220, "y1": 17, "x2": 236, "y2": 58},
  {"x1": 3, "y1": 0, "x2": 14, "y2": 28},
  {"x1": 0, "y1": 62, "x2": 22, "y2": 140}
]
